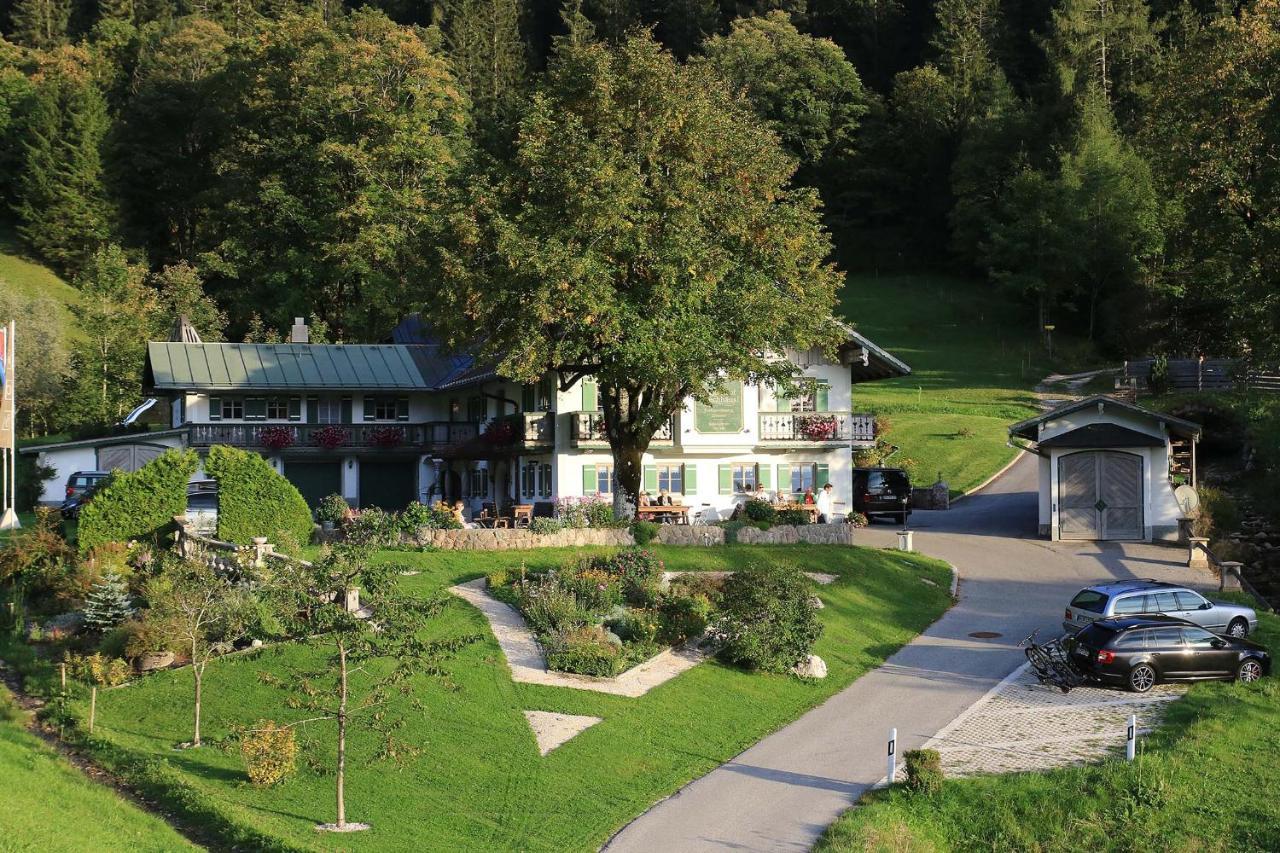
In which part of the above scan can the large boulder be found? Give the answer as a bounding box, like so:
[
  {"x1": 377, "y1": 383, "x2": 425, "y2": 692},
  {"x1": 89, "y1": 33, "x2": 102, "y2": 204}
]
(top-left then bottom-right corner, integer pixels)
[{"x1": 792, "y1": 654, "x2": 828, "y2": 679}]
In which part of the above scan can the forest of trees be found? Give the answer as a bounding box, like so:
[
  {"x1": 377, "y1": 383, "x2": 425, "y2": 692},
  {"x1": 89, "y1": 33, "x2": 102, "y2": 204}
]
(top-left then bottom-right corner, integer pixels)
[{"x1": 0, "y1": 0, "x2": 1277, "y2": 435}]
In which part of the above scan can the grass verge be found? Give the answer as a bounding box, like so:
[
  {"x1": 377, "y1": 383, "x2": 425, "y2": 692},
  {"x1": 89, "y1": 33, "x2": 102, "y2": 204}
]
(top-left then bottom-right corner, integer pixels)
[
  {"x1": 23, "y1": 544, "x2": 951, "y2": 852},
  {"x1": 0, "y1": 683, "x2": 195, "y2": 851},
  {"x1": 816, "y1": 607, "x2": 1280, "y2": 852}
]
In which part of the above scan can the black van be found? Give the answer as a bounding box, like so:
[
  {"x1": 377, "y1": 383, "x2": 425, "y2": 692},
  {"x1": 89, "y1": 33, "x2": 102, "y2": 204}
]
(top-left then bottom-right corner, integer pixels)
[{"x1": 851, "y1": 467, "x2": 912, "y2": 524}]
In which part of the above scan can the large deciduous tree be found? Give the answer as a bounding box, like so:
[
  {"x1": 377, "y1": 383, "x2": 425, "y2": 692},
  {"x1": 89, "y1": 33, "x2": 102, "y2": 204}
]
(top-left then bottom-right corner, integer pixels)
[
  {"x1": 210, "y1": 10, "x2": 469, "y2": 339},
  {"x1": 439, "y1": 32, "x2": 842, "y2": 515}
]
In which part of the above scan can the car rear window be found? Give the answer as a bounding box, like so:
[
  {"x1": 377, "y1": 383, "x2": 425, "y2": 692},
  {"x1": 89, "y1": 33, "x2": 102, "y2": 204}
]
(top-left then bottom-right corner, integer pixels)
[
  {"x1": 1076, "y1": 623, "x2": 1116, "y2": 648},
  {"x1": 1070, "y1": 590, "x2": 1109, "y2": 613},
  {"x1": 186, "y1": 494, "x2": 218, "y2": 509}
]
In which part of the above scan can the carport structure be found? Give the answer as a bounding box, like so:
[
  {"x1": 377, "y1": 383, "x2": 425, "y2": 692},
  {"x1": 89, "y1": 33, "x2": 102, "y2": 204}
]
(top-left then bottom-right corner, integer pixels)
[{"x1": 1009, "y1": 396, "x2": 1202, "y2": 542}]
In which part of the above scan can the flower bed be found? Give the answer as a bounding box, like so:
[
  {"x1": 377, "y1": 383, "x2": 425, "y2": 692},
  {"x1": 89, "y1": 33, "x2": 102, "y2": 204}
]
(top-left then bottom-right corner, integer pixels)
[{"x1": 487, "y1": 549, "x2": 720, "y2": 677}]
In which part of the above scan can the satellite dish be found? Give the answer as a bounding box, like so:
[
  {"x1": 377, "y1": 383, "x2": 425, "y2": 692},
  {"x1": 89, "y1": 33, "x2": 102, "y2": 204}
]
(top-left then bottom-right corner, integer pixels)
[{"x1": 1174, "y1": 484, "x2": 1200, "y2": 517}]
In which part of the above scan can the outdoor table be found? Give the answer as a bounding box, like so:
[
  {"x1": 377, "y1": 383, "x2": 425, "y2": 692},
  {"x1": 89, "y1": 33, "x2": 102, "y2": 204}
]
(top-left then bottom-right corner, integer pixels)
[
  {"x1": 635, "y1": 504, "x2": 690, "y2": 524},
  {"x1": 779, "y1": 503, "x2": 820, "y2": 523}
]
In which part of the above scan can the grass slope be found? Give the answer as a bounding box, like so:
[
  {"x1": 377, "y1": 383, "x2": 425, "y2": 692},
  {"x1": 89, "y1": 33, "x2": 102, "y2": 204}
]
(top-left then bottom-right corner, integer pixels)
[
  {"x1": 0, "y1": 686, "x2": 194, "y2": 852},
  {"x1": 841, "y1": 273, "x2": 1049, "y2": 495},
  {"x1": 66, "y1": 544, "x2": 953, "y2": 852},
  {"x1": 817, "y1": 605, "x2": 1280, "y2": 852},
  {"x1": 0, "y1": 225, "x2": 80, "y2": 340}
]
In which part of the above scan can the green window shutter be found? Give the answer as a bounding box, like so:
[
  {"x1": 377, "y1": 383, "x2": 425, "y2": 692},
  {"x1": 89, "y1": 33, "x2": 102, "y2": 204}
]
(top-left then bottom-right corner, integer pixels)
[
  {"x1": 717, "y1": 464, "x2": 731, "y2": 495},
  {"x1": 208, "y1": 396, "x2": 221, "y2": 421},
  {"x1": 340, "y1": 396, "x2": 353, "y2": 423},
  {"x1": 816, "y1": 463, "x2": 830, "y2": 489},
  {"x1": 777, "y1": 464, "x2": 792, "y2": 494},
  {"x1": 245, "y1": 397, "x2": 266, "y2": 421},
  {"x1": 540, "y1": 376, "x2": 556, "y2": 410},
  {"x1": 582, "y1": 464, "x2": 597, "y2": 494},
  {"x1": 522, "y1": 384, "x2": 535, "y2": 412},
  {"x1": 305, "y1": 396, "x2": 317, "y2": 424},
  {"x1": 288, "y1": 397, "x2": 302, "y2": 422},
  {"x1": 758, "y1": 464, "x2": 772, "y2": 490},
  {"x1": 396, "y1": 396, "x2": 410, "y2": 421},
  {"x1": 817, "y1": 383, "x2": 830, "y2": 412},
  {"x1": 683, "y1": 464, "x2": 697, "y2": 494},
  {"x1": 362, "y1": 397, "x2": 376, "y2": 421},
  {"x1": 643, "y1": 465, "x2": 658, "y2": 493},
  {"x1": 582, "y1": 379, "x2": 597, "y2": 412}
]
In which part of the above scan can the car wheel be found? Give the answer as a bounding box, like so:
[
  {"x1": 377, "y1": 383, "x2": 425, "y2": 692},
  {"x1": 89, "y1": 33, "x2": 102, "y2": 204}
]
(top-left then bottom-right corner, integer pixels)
[
  {"x1": 1238, "y1": 658, "x2": 1263, "y2": 684},
  {"x1": 1227, "y1": 618, "x2": 1249, "y2": 639},
  {"x1": 1128, "y1": 664, "x2": 1156, "y2": 693}
]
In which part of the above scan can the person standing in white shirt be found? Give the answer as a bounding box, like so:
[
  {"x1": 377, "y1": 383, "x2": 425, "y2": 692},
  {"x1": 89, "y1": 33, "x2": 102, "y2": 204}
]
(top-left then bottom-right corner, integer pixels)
[{"x1": 816, "y1": 482, "x2": 835, "y2": 523}]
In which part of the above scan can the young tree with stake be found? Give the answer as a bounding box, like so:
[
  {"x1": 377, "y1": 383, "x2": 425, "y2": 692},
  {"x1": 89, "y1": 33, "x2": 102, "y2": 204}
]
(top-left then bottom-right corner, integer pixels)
[{"x1": 260, "y1": 544, "x2": 478, "y2": 832}]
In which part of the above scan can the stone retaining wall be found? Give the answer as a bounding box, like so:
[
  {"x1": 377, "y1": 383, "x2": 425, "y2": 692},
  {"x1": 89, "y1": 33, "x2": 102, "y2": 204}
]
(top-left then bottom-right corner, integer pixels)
[
  {"x1": 411, "y1": 527, "x2": 634, "y2": 551},
  {"x1": 653, "y1": 525, "x2": 726, "y2": 546},
  {"x1": 735, "y1": 524, "x2": 856, "y2": 546}
]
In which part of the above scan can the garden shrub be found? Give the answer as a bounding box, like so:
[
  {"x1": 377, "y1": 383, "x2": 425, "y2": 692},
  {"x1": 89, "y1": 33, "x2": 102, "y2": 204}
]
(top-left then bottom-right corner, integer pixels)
[
  {"x1": 529, "y1": 517, "x2": 566, "y2": 535},
  {"x1": 588, "y1": 548, "x2": 664, "y2": 606},
  {"x1": 63, "y1": 651, "x2": 131, "y2": 687},
  {"x1": 82, "y1": 572, "x2": 135, "y2": 632},
  {"x1": 630, "y1": 519, "x2": 659, "y2": 545},
  {"x1": 315, "y1": 494, "x2": 349, "y2": 525},
  {"x1": 517, "y1": 575, "x2": 586, "y2": 635},
  {"x1": 658, "y1": 593, "x2": 712, "y2": 645},
  {"x1": 777, "y1": 508, "x2": 810, "y2": 526},
  {"x1": 714, "y1": 562, "x2": 823, "y2": 673},
  {"x1": 1193, "y1": 485, "x2": 1240, "y2": 541},
  {"x1": 399, "y1": 501, "x2": 461, "y2": 532},
  {"x1": 847, "y1": 511, "x2": 869, "y2": 527},
  {"x1": 669, "y1": 572, "x2": 725, "y2": 605},
  {"x1": 344, "y1": 506, "x2": 399, "y2": 546},
  {"x1": 240, "y1": 720, "x2": 298, "y2": 786},
  {"x1": 553, "y1": 498, "x2": 590, "y2": 528},
  {"x1": 612, "y1": 609, "x2": 659, "y2": 644},
  {"x1": 562, "y1": 566, "x2": 624, "y2": 612},
  {"x1": 742, "y1": 499, "x2": 777, "y2": 524},
  {"x1": 583, "y1": 496, "x2": 618, "y2": 528},
  {"x1": 719, "y1": 520, "x2": 748, "y2": 544},
  {"x1": 904, "y1": 748, "x2": 944, "y2": 795},
  {"x1": 545, "y1": 626, "x2": 624, "y2": 677},
  {"x1": 77, "y1": 449, "x2": 198, "y2": 553},
  {"x1": 203, "y1": 446, "x2": 313, "y2": 549}
]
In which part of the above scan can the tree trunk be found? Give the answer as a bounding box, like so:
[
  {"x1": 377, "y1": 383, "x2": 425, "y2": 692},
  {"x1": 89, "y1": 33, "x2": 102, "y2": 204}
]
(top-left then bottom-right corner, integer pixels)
[
  {"x1": 336, "y1": 641, "x2": 347, "y2": 830},
  {"x1": 611, "y1": 439, "x2": 643, "y2": 519},
  {"x1": 192, "y1": 645, "x2": 202, "y2": 747}
]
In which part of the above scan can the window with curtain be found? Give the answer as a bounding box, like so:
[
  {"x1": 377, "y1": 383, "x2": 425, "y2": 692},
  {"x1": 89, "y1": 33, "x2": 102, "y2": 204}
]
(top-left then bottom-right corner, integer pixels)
[
  {"x1": 657, "y1": 464, "x2": 682, "y2": 494},
  {"x1": 791, "y1": 464, "x2": 816, "y2": 494},
  {"x1": 596, "y1": 465, "x2": 614, "y2": 494},
  {"x1": 732, "y1": 464, "x2": 756, "y2": 493}
]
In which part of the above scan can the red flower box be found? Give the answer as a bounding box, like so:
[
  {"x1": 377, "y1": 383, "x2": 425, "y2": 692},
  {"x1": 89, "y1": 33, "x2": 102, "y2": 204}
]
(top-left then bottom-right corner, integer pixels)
[
  {"x1": 798, "y1": 415, "x2": 839, "y2": 442},
  {"x1": 260, "y1": 426, "x2": 295, "y2": 450},
  {"x1": 369, "y1": 426, "x2": 405, "y2": 448},
  {"x1": 312, "y1": 425, "x2": 349, "y2": 450}
]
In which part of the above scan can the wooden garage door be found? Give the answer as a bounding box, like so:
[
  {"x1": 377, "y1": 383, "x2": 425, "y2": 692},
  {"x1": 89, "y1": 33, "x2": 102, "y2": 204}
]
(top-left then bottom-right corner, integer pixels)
[
  {"x1": 358, "y1": 460, "x2": 417, "y2": 510},
  {"x1": 97, "y1": 443, "x2": 167, "y2": 473},
  {"x1": 284, "y1": 460, "x2": 342, "y2": 510},
  {"x1": 1058, "y1": 452, "x2": 1144, "y2": 540}
]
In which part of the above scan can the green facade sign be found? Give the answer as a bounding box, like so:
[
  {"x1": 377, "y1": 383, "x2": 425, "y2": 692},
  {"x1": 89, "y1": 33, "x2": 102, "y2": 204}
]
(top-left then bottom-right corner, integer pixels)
[{"x1": 695, "y1": 381, "x2": 744, "y2": 433}]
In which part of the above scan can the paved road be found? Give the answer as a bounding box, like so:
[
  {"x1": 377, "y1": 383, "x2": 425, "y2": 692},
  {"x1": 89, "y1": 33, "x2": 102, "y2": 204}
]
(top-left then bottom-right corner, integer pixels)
[{"x1": 605, "y1": 453, "x2": 1211, "y2": 852}]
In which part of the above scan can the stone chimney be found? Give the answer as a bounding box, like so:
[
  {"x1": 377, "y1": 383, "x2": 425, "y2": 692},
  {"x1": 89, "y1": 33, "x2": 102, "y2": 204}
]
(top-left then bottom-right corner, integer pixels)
[{"x1": 289, "y1": 317, "x2": 309, "y2": 344}]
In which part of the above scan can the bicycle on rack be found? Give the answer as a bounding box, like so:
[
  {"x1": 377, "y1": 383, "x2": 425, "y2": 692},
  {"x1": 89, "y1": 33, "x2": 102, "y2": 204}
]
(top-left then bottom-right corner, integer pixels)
[{"x1": 1020, "y1": 629, "x2": 1088, "y2": 693}]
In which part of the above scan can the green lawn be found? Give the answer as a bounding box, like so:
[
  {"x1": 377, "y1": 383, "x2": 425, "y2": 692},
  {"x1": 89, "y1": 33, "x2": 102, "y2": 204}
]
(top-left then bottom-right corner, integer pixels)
[
  {"x1": 0, "y1": 685, "x2": 194, "y2": 852},
  {"x1": 817, "y1": 604, "x2": 1280, "y2": 852},
  {"x1": 841, "y1": 273, "x2": 1053, "y2": 495},
  {"x1": 0, "y1": 225, "x2": 81, "y2": 340},
  {"x1": 49, "y1": 544, "x2": 954, "y2": 852}
]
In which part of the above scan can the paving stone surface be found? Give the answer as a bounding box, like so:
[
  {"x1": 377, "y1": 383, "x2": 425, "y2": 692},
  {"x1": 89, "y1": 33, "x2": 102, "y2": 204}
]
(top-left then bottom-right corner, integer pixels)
[{"x1": 905, "y1": 662, "x2": 1184, "y2": 778}]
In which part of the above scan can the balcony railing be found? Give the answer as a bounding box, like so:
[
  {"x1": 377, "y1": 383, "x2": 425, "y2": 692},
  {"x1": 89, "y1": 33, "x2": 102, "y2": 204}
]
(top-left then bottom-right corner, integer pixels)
[
  {"x1": 569, "y1": 411, "x2": 673, "y2": 447},
  {"x1": 186, "y1": 416, "x2": 554, "y2": 452},
  {"x1": 758, "y1": 412, "x2": 876, "y2": 445}
]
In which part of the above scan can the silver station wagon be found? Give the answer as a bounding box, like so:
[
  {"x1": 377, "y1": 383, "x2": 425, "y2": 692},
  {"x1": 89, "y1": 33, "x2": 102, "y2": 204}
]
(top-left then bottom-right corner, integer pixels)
[{"x1": 1063, "y1": 579, "x2": 1258, "y2": 638}]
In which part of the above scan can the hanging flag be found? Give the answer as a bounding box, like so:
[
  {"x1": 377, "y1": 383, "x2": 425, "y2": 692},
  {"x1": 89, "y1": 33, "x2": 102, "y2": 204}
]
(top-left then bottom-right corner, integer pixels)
[{"x1": 0, "y1": 324, "x2": 6, "y2": 389}]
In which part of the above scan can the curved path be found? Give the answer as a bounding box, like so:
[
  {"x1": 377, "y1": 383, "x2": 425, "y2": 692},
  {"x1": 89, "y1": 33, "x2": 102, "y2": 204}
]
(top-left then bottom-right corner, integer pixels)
[{"x1": 605, "y1": 453, "x2": 1212, "y2": 852}]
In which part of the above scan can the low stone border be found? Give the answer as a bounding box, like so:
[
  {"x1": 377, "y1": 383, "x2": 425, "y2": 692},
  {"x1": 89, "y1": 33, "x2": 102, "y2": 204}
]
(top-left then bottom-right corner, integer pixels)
[
  {"x1": 662, "y1": 570, "x2": 838, "y2": 585},
  {"x1": 449, "y1": 579, "x2": 708, "y2": 697},
  {"x1": 415, "y1": 527, "x2": 633, "y2": 551}
]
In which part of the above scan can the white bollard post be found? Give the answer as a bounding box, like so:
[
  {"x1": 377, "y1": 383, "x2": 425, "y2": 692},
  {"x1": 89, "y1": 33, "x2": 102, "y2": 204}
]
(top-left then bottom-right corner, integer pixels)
[
  {"x1": 897, "y1": 530, "x2": 913, "y2": 551},
  {"x1": 1126, "y1": 714, "x2": 1136, "y2": 761},
  {"x1": 887, "y1": 727, "x2": 897, "y2": 783}
]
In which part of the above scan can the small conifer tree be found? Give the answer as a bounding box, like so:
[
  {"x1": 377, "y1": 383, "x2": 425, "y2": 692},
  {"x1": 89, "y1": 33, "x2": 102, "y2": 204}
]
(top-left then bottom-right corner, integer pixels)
[{"x1": 82, "y1": 572, "x2": 134, "y2": 632}]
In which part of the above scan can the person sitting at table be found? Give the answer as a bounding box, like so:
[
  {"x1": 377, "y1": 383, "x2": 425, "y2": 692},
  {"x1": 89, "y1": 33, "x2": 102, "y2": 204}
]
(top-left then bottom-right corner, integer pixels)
[
  {"x1": 753, "y1": 483, "x2": 773, "y2": 504},
  {"x1": 816, "y1": 482, "x2": 835, "y2": 523},
  {"x1": 638, "y1": 491, "x2": 651, "y2": 507},
  {"x1": 803, "y1": 488, "x2": 816, "y2": 505},
  {"x1": 657, "y1": 489, "x2": 674, "y2": 506},
  {"x1": 452, "y1": 500, "x2": 475, "y2": 529}
]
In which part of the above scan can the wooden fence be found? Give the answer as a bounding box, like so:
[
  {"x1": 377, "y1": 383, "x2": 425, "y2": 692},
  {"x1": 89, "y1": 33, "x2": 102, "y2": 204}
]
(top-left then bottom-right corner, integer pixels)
[{"x1": 1122, "y1": 359, "x2": 1280, "y2": 394}]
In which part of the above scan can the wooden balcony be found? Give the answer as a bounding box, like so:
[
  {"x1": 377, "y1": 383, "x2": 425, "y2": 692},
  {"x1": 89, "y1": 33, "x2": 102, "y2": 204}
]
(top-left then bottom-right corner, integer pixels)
[
  {"x1": 186, "y1": 414, "x2": 555, "y2": 454},
  {"x1": 757, "y1": 412, "x2": 876, "y2": 446},
  {"x1": 569, "y1": 412, "x2": 674, "y2": 448}
]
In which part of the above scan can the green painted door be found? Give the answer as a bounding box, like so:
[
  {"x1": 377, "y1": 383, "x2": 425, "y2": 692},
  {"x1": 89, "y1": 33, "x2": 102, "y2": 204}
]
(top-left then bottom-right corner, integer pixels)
[
  {"x1": 359, "y1": 459, "x2": 417, "y2": 510},
  {"x1": 284, "y1": 460, "x2": 342, "y2": 509}
]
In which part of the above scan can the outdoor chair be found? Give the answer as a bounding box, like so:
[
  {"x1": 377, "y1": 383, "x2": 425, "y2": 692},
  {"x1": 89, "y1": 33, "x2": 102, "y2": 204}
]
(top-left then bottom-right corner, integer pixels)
[{"x1": 512, "y1": 504, "x2": 534, "y2": 528}]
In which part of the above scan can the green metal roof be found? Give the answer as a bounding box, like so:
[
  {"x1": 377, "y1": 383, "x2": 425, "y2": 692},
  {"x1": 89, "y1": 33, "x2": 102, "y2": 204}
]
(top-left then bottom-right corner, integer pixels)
[{"x1": 145, "y1": 343, "x2": 431, "y2": 392}]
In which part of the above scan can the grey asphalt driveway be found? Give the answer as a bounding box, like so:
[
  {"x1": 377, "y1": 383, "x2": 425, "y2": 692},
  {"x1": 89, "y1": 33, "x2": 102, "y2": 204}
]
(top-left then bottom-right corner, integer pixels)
[{"x1": 604, "y1": 453, "x2": 1214, "y2": 852}]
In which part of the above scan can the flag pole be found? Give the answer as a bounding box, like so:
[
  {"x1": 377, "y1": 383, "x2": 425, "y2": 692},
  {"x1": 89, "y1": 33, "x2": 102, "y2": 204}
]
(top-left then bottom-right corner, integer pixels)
[{"x1": 1, "y1": 319, "x2": 19, "y2": 531}]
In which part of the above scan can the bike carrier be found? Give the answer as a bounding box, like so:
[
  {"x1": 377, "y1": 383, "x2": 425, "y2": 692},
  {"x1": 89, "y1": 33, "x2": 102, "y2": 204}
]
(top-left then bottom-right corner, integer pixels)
[{"x1": 1021, "y1": 630, "x2": 1089, "y2": 693}]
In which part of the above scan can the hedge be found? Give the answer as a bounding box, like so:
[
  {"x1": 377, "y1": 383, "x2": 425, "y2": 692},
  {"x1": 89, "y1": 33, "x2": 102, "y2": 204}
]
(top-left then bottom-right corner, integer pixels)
[
  {"x1": 203, "y1": 445, "x2": 313, "y2": 550},
  {"x1": 77, "y1": 449, "x2": 198, "y2": 554}
]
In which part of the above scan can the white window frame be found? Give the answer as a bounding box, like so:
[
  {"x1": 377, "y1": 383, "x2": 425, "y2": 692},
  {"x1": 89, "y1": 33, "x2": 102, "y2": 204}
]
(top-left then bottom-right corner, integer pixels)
[{"x1": 732, "y1": 464, "x2": 756, "y2": 493}]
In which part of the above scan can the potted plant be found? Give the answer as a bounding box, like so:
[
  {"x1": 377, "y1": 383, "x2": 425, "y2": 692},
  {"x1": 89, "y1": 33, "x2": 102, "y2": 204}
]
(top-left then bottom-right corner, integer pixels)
[
  {"x1": 312, "y1": 425, "x2": 349, "y2": 450},
  {"x1": 260, "y1": 425, "x2": 295, "y2": 450},
  {"x1": 316, "y1": 494, "x2": 350, "y2": 532},
  {"x1": 798, "y1": 414, "x2": 838, "y2": 441},
  {"x1": 368, "y1": 426, "x2": 405, "y2": 448}
]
